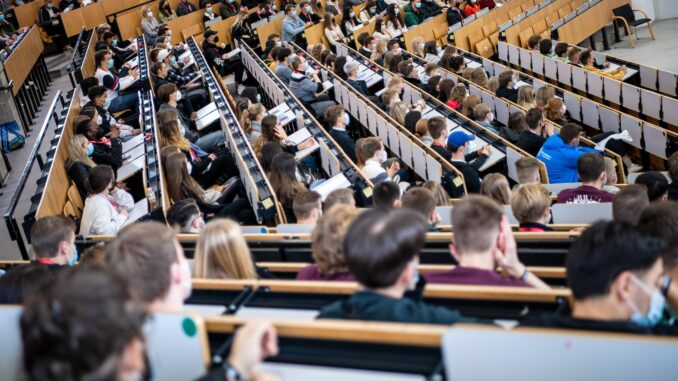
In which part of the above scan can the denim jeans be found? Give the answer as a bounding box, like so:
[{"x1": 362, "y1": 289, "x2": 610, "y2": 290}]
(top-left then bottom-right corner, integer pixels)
[{"x1": 108, "y1": 93, "x2": 139, "y2": 114}]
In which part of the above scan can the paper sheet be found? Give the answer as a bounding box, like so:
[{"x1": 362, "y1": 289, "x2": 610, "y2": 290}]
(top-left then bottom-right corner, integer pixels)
[
  {"x1": 117, "y1": 155, "x2": 144, "y2": 182},
  {"x1": 312, "y1": 173, "x2": 351, "y2": 201},
  {"x1": 287, "y1": 127, "x2": 312, "y2": 145},
  {"x1": 122, "y1": 134, "x2": 144, "y2": 153}
]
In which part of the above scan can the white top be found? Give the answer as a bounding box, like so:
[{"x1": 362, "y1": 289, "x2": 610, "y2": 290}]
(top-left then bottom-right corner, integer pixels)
[
  {"x1": 79, "y1": 189, "x2": 134, "y2": 236},
  {"x1": 362, "y1": 159, "x2": 390, "y2": 182},
  {"x1": 324, "y1": 25, "x2": 345, "y2": 46}
]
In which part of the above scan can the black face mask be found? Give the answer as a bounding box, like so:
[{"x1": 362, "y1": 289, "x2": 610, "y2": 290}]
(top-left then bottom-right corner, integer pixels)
[{"x1": 214, "y1": 36, "x2": 219, "y2": 43}]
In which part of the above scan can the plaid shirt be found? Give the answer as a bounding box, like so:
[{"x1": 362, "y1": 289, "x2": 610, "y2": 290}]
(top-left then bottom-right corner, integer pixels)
[{"x1": 166, "y1": 65, "x2": 198, "y2": 86}]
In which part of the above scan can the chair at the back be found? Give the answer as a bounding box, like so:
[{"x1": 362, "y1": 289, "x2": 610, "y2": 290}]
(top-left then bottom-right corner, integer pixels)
[
  {"x1": 551, "y1": 203, "x2": 612, "y2": 224},
  {"x1": 612, "y1": 4, "x2": 655, "y2": 48},
  {"x1": 62, "y1": 200, "x2": 80, "y2": 220},
  {"x1": 443, "y1": 324, "x2": 678, "y2": 380},
  {"x1": 67, "y1": 183, "x2": 84, "y2": 213}
]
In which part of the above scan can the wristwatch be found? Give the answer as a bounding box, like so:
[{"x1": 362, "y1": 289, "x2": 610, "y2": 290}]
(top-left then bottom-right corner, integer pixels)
[{"x1": 223, "y1": 362, "x2": 242, "y2": 381}]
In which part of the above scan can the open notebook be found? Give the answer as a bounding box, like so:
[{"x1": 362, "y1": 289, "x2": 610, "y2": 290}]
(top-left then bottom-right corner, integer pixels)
[{"x1": 311, "y1": 173, "x2": 351, "y2": 201}]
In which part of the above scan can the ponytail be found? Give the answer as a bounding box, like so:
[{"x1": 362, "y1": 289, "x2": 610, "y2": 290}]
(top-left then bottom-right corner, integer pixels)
[{"x1": 240, "y1": 109, "x2": 252, "y2": 134}]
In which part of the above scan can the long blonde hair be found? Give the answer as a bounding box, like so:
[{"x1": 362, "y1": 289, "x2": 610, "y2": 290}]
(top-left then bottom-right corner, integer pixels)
[
  {"x1": 158, "y1": 119, "x2": 191, "y2": 152},
  {"x1": 193, "y1": 219, "x2": 257, "y2": 279},
  {"x1": 68, "y1": 135, "x2": 96, "y2": 168},
  {"x1": 412, "y1": 37, "x2": 424, "y2": 56},
  {"x1": 240, "y1": 103, "x2": 265, "y2": 135}
]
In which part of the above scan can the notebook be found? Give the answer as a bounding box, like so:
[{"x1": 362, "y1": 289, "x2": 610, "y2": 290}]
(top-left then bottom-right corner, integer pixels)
[{"x1": 311, "y1": 173, "x2": 351, "y2": 201}]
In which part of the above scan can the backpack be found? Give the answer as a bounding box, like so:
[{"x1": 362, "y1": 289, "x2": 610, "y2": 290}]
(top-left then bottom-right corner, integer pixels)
[{"x1": 0, "y1": 120, "x2": 25, "y2": 152}]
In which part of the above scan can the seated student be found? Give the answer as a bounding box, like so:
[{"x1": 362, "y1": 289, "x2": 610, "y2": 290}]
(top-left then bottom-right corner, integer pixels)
[
  {"x1": 511, "y1": 183, "x2": 553, "y2": 232},
  {"x1": 602, "y1": 157, "x2": 620, "y2": 194},
  {"x1": 201, "y1": 30, "x2": 242, "y2": 79},
  {"x1": 500, "y1": 111, "x2": 527, "y2": 144},
  {"x1": 404, "y1": 0, "x2": 428, "y2": 27},
  {"x1": 249, "y1": 3, "x2": 272, "y2": 23},
  {"x1": 421, "y1": 64, "x2": 440, "y2": 90},
  {"x1": 85, "y1": 88, "x2": 138, "y2": 138},
  {"x1": 193, "y1": 219, "x2": 258, "y2": 279},
  {"x1": 29, "y1": 216, "x2": 78, "y2": 268},
  {"x1": 318, "y1": 208, "x2": 475, "y2": 324},
  {"x1": 516, "y1": 107, "x2": 554, "y2": 156},
  {"x1": 150, "y1": 61, "x2": 208, "y2": 113},
  {"x1": 464, "y1": 0, "x2": 481, "y2": 15},
  {"x1": 219, "y1": 0, "x2": 240, "y2": 19},
  {"x1": 274, "y1": 47, "x2": 294, "y2": 85},
  {"x1": 282, "y1": 4, "x2": 312, "y2": 46},
  {"x1": 324, "y1": 188, "x2": 356, "y2": 210},
  {"x1": 239, "y1": 103, "x2": 266, "y2": 147},
  {"x1": 270, "y1": 153, "x2": 309, "y2": 222},
  {"x1": 553, "y1": 42, "x2": 569, "y2": 62},
  {"x1": 524, "y1": 221, "x2": 673, "y2": 334},
  {"x1": 427, "y1": 196, "x2": 550, "y2": 288},
  {"x1": 94, "y1": 50, "x2": 139, "y2": 114},
  {"x1": 580, "y1": 49, "x2": 628, "y2": 80},
  {"x1": 324, "y1": 13, "x2": 347, "y2": 50},
  {"x1": 537, "y1": 123, "x2": 603, "y2": 184},
  {"x1": 527, "y1": 35, "x2": 541, "y2": 51},
  {"x1": 80, "y1": 165, "x2": 134, "y2": 236},
  {"x1": 422, "y1": 180, "x2": 451, "y2": 206},
  {"x1": 74, "y1": 117, "x2": 123, "y2": 171},
  {"x1": 447, "y1": 129, "x2": 491, "y2": 194},
  {"x1": 292, "y1": 190, "x2": 323, "y2": 227},
  {"x1": 102, "y1": 32, "x2": 135, "y2": 68},
  {"x1": 359, "y1": 1, "x2": 378, "y2": 23},
  {"x1": 567, "y1": 47, "x2": 581, "y2": 66},
  {"x1": 297, "y1": 204, "x2": 359, "y2": 281},
  {"x1": 446, "y1": 83, "x2": 466, "y2": 111},
  {"x1": 344, "y1": 60, "x2": 371, "y2": 96},
  {"x1": 461, "y1": 94, "x2": 481, "y2": 119},
  {"x1": 450, "y1": 55, "x2": 466, "y2": 75},
  {"x1": 515, "y1": 157, "x2": 542, "y2": 184},
  {"x1": 557, "y1": 153, "x2": 614, "y2": 204},
  {"x1": 66, "y1": 135, "x2": 97, "y2": 200},
  {"x1": 612, "y1": 184, "x2": 649, "y2": 225},
  {"x1": 401, "y1": 187, "x2": 441, "y2": 231},
  {"x1": 637, "y1": 203, "x2": 678, "y2": 299},
  {"x1": 358, "y1": 36, "x2": 375, "y2": 59},
  {"x1": 163, "y1": 150, "x2": 254, "y2": 224},
  {"x1": 0, "y1": 263, "x2": 56, "y2": 304},
  {"x1": 372, "y1": 181, "x2": 402, "y2": 209},
  {"x1": 231, "y1": 10, "x2": 258, "y2": 48},
  {"x1": 635, "y1": 171, "x2": 669, "y2": 202},
  {"x1": 299, "y1": 0, "x2": 321, "y2": 23},
  {"x1": 480, "y1": 173, "x2": 511, "y2": 205},
  {"x1": 495, "y1": 70, "x2": 519, "y2": 103},
  {"x1": 447, "y1": 0, "x2": 465, "y2": 25},
  {"x1": 539, "y1": 38, "x2": 555, "y2": 58},
  {"x1": 253, "y1": 115, "x2": 316, "y2": 158},
  {"x1": 176, "y1": 0, "x2": 197, "y2": 16},
  {"x1": 428, "y1": 116, "x2": 452, "y2": 160},
  {"x1": 166, "y1": 199, "x2": 205, "y2": 233},
  {"x1": 288, "y1": 55, "x2": 335, "y2": 115},
  {"x1": 326, "y1": 105, "x2": 357, "y2": 163},
  {"x1": 159, "y1": 0, "x2": 178, "y2": 22},
  {"x1": 473, "y1": 103, "x2": 499, "y2": 134},
  {"x1": 543, "y1": 97, "x2": 568, "y2": 126},
  {"x1": 421, "y1": 0, "x2": 442, "y2": 15},
  {"x1": 360, "y1": 137, "x2": 402, "y2": 184}
]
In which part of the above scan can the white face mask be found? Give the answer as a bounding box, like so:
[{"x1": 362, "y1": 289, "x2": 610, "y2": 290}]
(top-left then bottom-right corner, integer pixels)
[
  {"x1": 179, "y1": 124, "x2": 186, "y2": 137},
  {"x1": 561, "y1": 105, "x2": 567, "y2": 114},
  {"x1": 379, "y1": 149, "x2": 387, "y2": 163},
  {"x1": 175, "y1": 91, "x2": 182, "y2": 101},
  {"x1": 179, "y1": 259, "x2": 192, "y2": 299},
  {"x1": 186, "y1": 160, "x2": 193, "y2": 174},
  {"x1": 418, "y1": 42, "x2": 425, "y2": 50},
  {"x1": 146, "y1": 11, "x2": 153, "y2": 18},
  {"x1": 295, "y1": 168, "x2": 303, "y2": 182}
]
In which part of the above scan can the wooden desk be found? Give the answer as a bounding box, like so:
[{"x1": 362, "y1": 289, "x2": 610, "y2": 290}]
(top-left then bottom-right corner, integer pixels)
[
  {"x1": 4, "y1": 26, "x2": 44, "y2": 95},
  {"x1": 556, "y1": 0, "x2": 629, "y2": 45}
]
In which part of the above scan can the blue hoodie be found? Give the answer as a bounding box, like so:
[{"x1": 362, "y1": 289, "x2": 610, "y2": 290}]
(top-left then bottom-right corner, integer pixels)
[{"x1": 537, "y1": 135, "x2": 599, "y2": 184}]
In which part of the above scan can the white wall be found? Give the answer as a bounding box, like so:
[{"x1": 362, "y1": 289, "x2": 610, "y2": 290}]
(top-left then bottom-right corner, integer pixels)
[
  {"x1": 631, "y1": 0, "x2": 654, "y2": 20},
  {"x1": 652, "y1": 0, "x2": 678, "y2": 20}
]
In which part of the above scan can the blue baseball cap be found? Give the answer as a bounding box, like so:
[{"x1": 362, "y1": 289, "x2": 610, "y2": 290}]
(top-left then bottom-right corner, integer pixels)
[{"x1": 447, "y1": 131, "x2": 475, "y2": 149}]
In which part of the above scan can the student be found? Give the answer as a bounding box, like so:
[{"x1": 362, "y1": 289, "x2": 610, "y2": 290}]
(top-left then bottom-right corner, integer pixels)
[
  {"x1": 29, "y1": 216, "x2": 78, "y2": 267},
  {"x1": 324, "y1": 188, "x2": 356, "y2": 210},
  {"x1": 447, "y1": 129, "x2": 491, "y2": 193},
  {"x1": 358, "y1": 36, "x2": 375, "y2": 58},
  {"x1": 66, "y1": 135, "x2": 97, "y2": 200},
  {"x1": 344, "y1": 60, "x2": 370, "y2": 96},
  {"x1": 74, "y1": 117, "x2": 123, "y2": 171},
  {"x1": 415, "y1": 118, "x2": 434, "y2": 146},
  {"x1": 79, "y1": 165, "x2": 134, "y2": 236},
  {"x1": 636, "y1": 203, "x2": 678, "y2": 295},
  {"x1": 202, "y1": 30, "x2": 241, "y2": 79},
  {"x1": 446, "y1": 0, "x2": 465, "y2": 25},
  {"x1": 603, "y1": 157, "x2": 620, "y2": 194},
  {"x1": 326, "y1": 105, "x2": 357, "y2": 162},
  {"x1": 516, "y1": 85, "x2": 536, "y2": 109},
  {"x1": 539, "y1": 38, "x2": 554, "y2": 58},
  {"x1": 282, "y1": 4, "x2": 312, "y2": 45},
  {"x1": 567, "y1": 47, "x2": 581, "y2": 66},
  {"x1": 420, "y1": 0, "x2": 442, "y2": 15},
  {"x1": 318, "y1": 208, "x2": 475, "y2": 324},
  {"x1": 293, "y1": 190, "x2": 323, "y2": 225},
  {"x1": 94, "y1": 50, "x2": 139, "y2": 114},
  {"x1": 463, "y1": 0, "x2": 481, "y2": 15},
  {"x1": 495, "y1": 70, "x2": 519, "y2": 103},
  {"x1": 514, "y1": 156, "x2": 541, "y2": 184},
  {"x1": 166, "y1": 199, "x2": 205, "y2": 233},
  {"x1": 511, "y1": 183, "x2": 553, "y2": 232},
  {"x1": 218, "y1": 0, "x2": 239, "y2": 19},
  {"x1": 612, "y1": 184, "x2": 649, "y2": 225},
  {"x1": 359, "y1": 1, "x2": 379, "y2": 23},
  {"x1": 446, "y1": 83, "x2": 466, "y2": 110},
  {"x1": 274, "y1": 47, "x2": 293, "y2": 85},
  {"x1": 239, "y1": 103, "x2": 266, "y2": 146},
  {"x1": 527, "y1": 35, "x2": 541, "y2": 51},
  {"x1": 39, "y1": 0, "x2": 69, "y2": 53},
  {"x1": 473, "y1": 103, "x2": 499, "y2": 134},
  {"x1": 360, "y1": 137, "x2": 401, "y2": 184},
  {"x1": 193, "y1": 219, "x2": 257, "y2": 279},
  {"x1": 470, "y1": 67, "x2": 488, "y2": 88},
  {"x1": 450, "y1": 55, "x2": 466, "y2": 75},
  {"x1": 399, "y1": 60, "x2": 421, "y2": 87},
  {"x1": 580, "y1": 49, "x2": 628, "y2": 80},
  {"x1": 231, "y1": 10, "x2": 257, "y2": 48},
  {"x1": 373, "y1": 17, "x2": 393, "y2": 42},
  {"x1": 422, "y1": 180, "x2": 450, "y2": 206},
  {"x1": 635, "y1": 171, "x2": 669, "y2": 202},
  {"x1": 557, "y1": 153, "x2": 614, "y2": 204},
  {"x1": 524, "y1": 221, "x2": 672, "y2": 334},
  {"x1": 140, "y1": 6, "x2": 160, "y2": 45},
  {"x1": 427, "y1": 195, "x2": 549, "y2": 288},
  {"x1": 252, "y1": 115, "x2": 316, "y2": 157},
  {"x1": 288, "y1": 55, "x2": 334, "y2": 115},
  {"x1": 535, "y1": 85, "x2": 555, "y2": 110},
  {"x1": 401, "y1": 187, "x2": 441, "y2": 231},
  {"x1": 403, "y1": 0, "x2": 427, "y2": 27},
  {"x1": 499, "y1": 111, "x2": 527, "y2": 144},
  {"x1": 297, "y1": 204, "x2": 359, "y2": 281},
  {"x1": 553, "y1": 42, "x2": 569, "y2": 62},
  {"x1": 0, "y1": 263, "x2": 56, "y2": 304},
  {"x1": 480, "y1": 173, "x2": 511, "y2": 205},
  {"x1": 516, "y1": 107, "x2": 553, "y2": 156},
  {"x1": 669, "y1": 152, "x2": 678, "y2": 201},
  {"x1": 544, "y1": 97, "x2": 568, "y2": 126},
  {"x1": 342, "y1": 7, "x2": 362, "y2": 35},
  {"x1": 159, "y1": 0, "x2": 178, "y2": 22},
  {"x1": 176, "y1": 0, "x2": 197, "y2": 15},
  {"x1": 324, "y1": 13, "x2": 347, "y2": 49},
  {"x1": 372, "y1": 181, "x2": 401, "y2": 208},
  {"x1": 461, "y1": 94, "x2": 481, "y2": 118},
  {"x1": 299, "y1": 0, "x2": 321, "y2": 23},
  {"x1": 537, "y1": 123, "x2": 602, "y2": 184},
  {"x1": 270, "y1": 153, "x2": 308, "y2": 222}
]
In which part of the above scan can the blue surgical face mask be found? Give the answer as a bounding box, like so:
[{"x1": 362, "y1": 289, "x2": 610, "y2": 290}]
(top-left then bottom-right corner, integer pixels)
[
  {"x1": 415, "y1": 2, "x2": 421, "y2": 8},
  {"x1": 305, "y1": 5, "x2": 311, "y2": 12},
  {"x1": 276, "y1": 41, "x2": 282, "y2": 47},
  {"x1": 0, "y1": 15, "x2": 6, "y2": 22},
  {"x1": 170, "y1": 56, "x2": 177, "y2": 65},
  {"x1": 349, "y1": 11, "x2": 355, "y2": 17},
  {"x1": 47, "y1": 3, "x2": 54, "y2": 8},
  {"x1": 256, "y1": 94, "x2": 262, "y2": 103},
  {"x1": 103, "y1": 96, "x2": 112, "y2": 109},
  {"x1": 343, "y1": 113, "x2": 350, "y2": 126},
  {"x1": 107, "y1": 58, "x2": 114, "y2": 68},
  {"x1": 291, "y1": 9, "x2": 297, "y2": 16},
  {"x1": 112, "y1": 39, "x2": 118, "y2": 47},
  {"x1": 206, "y1": 6, "x2": 213, "y2": 13},
  {"x1": 370, "y1": 8, "x2": 376, "y2": 14},
  {"x1": 68, "y1": 244, "x2": 78, "y2": 266},
  {"x1": 86, "y1": 143, "x2": 94, "y2": 156},
  {"x1": 628, "y1": 275, "x2": 666, "y2": 327},
  {"x1": 272, "y1": 4, "x2": 277, "y2": 10}
]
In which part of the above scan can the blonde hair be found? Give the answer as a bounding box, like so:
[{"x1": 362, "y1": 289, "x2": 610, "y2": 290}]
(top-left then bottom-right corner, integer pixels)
[
  {"x1": 471, "y1": 67, "x2": 488, "y2": 87},
  {"x1": 158, "y1": 119, "x2": 191, "y2": 152},
  {"x1": 480, "y1": 173, "x2": 512, "y2": 205},
  {"x1": 422, "y1": 180, "x2": 451, "y2": 206},
  {"x1": 311, "y1": 204, "x2": 360, "y2": 275},
  {"x1": 389, "y1": 101, "x2": 408, "y2": 125},
  {"x1": 604, "y1": 157, "x2": 618, "y2": 186},
  {"x1": 517, "y1": 85, "x2": 535, "y2": 109},
  {"x1": 387, "y1": 75, "x2": 404, "y2": 90},
  {"x1": 411, "y1": 37, "x2": 424, "y2": 56},
  {"x1": 510, "y1": 183, "x2": 551, "y2": 224},
  {"x1": 486, "y1": 76, "x2": 499, "y2": 93},
  {"x1": 371, "y1": 39, "x2": 387, "y2": 61},
  {"x1": 449, "y1": 83, "x2": 467, "y2": 105},
  {"x1": 462, "y1": 67, "x2": 474, "y2": 81},
  {"x1": 68, "y1": 135, "x2": 96, "y2": 168},
  {"x1": 240, "y1": 103, "x2": 266, "y2": 135},
  {"x1": 193, "y1": 219, "x2": 257, "y2": 279},
  {"x1": 415, "y1": 119, "x2": 429, "y2": 138},
  {"x1": 536, "y1": 86, "x2": 555, "y2": 108}
]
